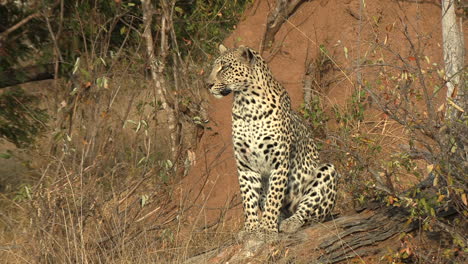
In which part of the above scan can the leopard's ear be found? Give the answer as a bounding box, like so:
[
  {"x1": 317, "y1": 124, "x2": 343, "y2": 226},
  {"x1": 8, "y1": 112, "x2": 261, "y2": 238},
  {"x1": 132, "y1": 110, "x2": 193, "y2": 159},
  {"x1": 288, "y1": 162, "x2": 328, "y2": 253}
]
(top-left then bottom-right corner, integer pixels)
[
  {"x1": 238, "y1": 46, "x2": 255, "y2": 65},
  {"x1": 219, "y1": 44, "x2": 228, "y2": 54}
]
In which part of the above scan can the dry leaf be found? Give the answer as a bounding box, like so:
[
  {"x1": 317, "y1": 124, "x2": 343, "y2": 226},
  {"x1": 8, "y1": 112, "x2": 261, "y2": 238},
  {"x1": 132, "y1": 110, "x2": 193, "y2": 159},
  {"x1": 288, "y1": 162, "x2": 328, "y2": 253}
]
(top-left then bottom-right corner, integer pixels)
[
  {"x1": 433, "y1": 174, "x2": 439, "y2": 187},
  {"x1": 437, "y1": 103, "x2": 445, "y2": 112},
  {"x1": 426, "y1": 164, "x2": 434, "y2": 173},
  {"x1": 462, "y1": 193, "x2": 467, "y2": 206},
  {"x1": 187, "y1": 150, "x2": 196, "y2": 166},
  {"x1": 447, "y1": 98, "x2": 465, "y2": 112}
]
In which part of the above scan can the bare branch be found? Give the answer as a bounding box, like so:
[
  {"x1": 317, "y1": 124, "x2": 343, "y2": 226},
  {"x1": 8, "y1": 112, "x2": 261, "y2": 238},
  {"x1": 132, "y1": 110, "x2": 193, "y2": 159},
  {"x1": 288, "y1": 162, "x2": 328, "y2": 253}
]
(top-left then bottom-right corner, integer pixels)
[
  {"x1": 0, "y1": 12, "x2": 41, "y2": 42},
  {"x1": 0, "y1": 0, "x2": 61, "y2": 43},
  {"x1": 260, "y1": 0, "x2": 306, "y2": 52}
]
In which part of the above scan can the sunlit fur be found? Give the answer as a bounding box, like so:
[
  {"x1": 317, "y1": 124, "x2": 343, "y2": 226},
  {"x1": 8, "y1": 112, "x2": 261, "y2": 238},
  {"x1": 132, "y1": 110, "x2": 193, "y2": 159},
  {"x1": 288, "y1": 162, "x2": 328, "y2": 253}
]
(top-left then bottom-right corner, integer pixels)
[{"x1": 206, "y1": 45, "x2": 338, "y2": 240}]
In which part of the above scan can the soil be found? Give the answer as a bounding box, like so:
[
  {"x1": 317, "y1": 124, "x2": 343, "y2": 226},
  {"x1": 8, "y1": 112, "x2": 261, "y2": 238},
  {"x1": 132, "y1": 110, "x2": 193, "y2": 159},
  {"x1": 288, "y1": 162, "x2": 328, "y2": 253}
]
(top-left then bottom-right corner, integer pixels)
[{"x1": 179, "y1": 0, "x2": 467, "y2": 257}]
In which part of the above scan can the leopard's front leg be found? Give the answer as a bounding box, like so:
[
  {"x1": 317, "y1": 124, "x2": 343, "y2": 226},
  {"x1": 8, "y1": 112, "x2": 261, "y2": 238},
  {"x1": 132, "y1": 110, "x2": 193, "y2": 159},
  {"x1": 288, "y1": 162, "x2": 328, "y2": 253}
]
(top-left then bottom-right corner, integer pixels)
[
  {"x1": 237, "y1": 169, "x2": 262, "y2": 239},
  {"x1": 257, "y1": 163, "x2": 289, "y2": 241}
]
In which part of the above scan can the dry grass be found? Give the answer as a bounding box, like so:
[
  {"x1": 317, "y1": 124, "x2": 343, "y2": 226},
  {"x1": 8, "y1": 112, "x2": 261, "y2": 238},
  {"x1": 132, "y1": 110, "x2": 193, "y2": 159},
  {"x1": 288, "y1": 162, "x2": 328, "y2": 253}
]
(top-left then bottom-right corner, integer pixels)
[{"x1": 0, "y1": 55, "x2": 222, "y2": 263}]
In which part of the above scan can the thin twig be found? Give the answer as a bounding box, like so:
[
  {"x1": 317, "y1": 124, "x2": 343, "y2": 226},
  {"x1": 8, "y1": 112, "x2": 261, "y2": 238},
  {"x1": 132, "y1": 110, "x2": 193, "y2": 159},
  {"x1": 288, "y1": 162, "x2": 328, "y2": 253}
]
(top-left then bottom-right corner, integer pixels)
[{"x1": 0, "y1": 12, "x2": 41, "y2": 42}]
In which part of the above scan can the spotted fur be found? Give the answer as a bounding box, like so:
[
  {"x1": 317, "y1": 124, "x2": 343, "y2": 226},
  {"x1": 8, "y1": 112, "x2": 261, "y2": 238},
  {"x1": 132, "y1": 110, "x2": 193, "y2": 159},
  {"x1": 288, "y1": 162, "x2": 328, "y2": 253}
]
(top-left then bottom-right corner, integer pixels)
[{"x1": 207, "y1": 45, "x2": 337, "y2": 240}]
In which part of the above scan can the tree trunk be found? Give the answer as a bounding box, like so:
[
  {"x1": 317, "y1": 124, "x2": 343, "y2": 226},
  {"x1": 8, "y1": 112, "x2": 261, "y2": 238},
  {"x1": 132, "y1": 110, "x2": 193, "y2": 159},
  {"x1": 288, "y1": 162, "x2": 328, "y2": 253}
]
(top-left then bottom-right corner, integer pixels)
[
  {"x1": 141, "y1": 0, "x2": 178, "y2": 162},
  {"x1": 441, "y1": 0, "x2": 467, "y2": 215},
  {"x1": 441, "y1": 0, "x2": 465, "y2": 119}
]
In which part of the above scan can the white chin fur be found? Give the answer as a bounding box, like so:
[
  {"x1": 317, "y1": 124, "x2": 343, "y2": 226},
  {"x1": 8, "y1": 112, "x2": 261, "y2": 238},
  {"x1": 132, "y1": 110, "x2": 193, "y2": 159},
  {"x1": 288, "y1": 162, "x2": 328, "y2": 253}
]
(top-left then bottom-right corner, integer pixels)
[{"x1": 213, "y1": 94, "x2": 224, "y2": 99}]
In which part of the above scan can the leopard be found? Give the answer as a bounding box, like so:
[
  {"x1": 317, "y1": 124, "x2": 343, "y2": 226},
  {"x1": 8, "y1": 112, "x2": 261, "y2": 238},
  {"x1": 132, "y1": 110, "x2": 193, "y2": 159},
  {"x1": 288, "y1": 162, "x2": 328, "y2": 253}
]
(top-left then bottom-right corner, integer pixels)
[{"x1": 206, "y1": 44, "x2": 338, "y2": 241}]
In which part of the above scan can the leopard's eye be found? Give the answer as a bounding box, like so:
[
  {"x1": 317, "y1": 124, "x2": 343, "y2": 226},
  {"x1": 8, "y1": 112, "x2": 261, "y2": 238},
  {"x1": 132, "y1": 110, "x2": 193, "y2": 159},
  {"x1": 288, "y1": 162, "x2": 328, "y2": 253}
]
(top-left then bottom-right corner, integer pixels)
[{"x1": 220, "y1": 65, "x2": 229, "y2": 72}]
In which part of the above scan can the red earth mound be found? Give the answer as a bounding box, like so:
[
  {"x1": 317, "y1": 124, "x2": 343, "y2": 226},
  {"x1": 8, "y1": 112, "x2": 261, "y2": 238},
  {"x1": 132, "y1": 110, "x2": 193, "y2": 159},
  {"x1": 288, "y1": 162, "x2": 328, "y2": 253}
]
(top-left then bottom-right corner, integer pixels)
[{"x1": 179, "y1": 0, "x2": 467, "y2": 237}]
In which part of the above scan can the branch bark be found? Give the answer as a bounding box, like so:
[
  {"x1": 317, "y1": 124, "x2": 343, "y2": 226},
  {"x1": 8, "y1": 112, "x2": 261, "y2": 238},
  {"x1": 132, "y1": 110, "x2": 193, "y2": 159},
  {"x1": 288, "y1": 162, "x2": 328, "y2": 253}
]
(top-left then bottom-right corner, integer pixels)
[
  {"x1": 303, "y1": 58, "x2": 314, "y2": 106},
  {"x1": 0, "y1": 0, "x2": 61, "y2": 43},
  {"x1": 184, "y1": 202, "x2": 460, "y2": 264},
  {"x1": 0, "y1": 12, "x2": 41, "y2": 43},
  {"x1": 260, "y1": 0, "x2": 306, "y2": 53},
  {"x1": 183, "y1": 207, "x2": 419, "y2": 264},
  {"x1": 441, "y1": 0, "x2": 465, "y2": 119}
]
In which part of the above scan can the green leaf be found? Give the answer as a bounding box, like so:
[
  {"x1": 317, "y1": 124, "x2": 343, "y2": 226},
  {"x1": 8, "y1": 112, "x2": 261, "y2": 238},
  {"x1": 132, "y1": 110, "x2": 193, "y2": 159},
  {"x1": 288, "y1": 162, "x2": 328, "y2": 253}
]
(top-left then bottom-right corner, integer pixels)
[
  {"x1": 137, "y1": 157, "x2": 146, "y2": 165},
  {"x1": 175, "y1": 6, "x2": 184, "y2": 15},
  {"x1": 0, "y1": 153, "x2": 11, "y2": 159},
  {"x1": 70, "y1": 87, "x2": 78, "y2": 96},
  {"x1": 80, "y1": 68, "x2": 91, "y2": 80},
  {"x1": 165, "y1": 159, "x2": 173, "y2": 169},
  {"x1": 96, "y1": 76, "x2": 108, "y2": 89},
  {"x1": 433, "y1": 85, "x2": 441, "y2": 95},
  {"x1": 120, "y1": 26, "x2": 127, "y2": 35},
  {"x1": 99, "y1": 57, "x2": 107, "y2": 66}
]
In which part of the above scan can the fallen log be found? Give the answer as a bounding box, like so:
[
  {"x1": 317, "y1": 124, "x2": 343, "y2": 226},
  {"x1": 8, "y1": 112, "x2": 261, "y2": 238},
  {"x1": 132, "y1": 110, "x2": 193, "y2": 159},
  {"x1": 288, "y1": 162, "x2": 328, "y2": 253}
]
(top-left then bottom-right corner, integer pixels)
[
  {"x1": 184, "y1": 206, "x2": 420, "y2": 264},
  {"x1": 0, "y1": 63, "x2": 55, "y2": 88}
]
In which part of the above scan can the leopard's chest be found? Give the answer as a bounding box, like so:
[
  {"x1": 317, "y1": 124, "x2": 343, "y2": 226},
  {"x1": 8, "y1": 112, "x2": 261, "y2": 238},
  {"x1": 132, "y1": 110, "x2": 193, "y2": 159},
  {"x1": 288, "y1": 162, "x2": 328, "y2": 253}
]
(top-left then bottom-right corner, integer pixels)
[
  {"x1": 232, "y1": 116, "x2": 284, "y2": 173},
  {"x1": 230, "y1": 87, "x2": 292, "y2": 172}
]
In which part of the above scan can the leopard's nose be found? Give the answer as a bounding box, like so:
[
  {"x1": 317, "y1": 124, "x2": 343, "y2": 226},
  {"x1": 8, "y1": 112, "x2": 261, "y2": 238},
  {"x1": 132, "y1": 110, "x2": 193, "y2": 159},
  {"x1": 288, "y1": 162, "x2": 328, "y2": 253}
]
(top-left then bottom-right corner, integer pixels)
[{"x1": 220, "y1": 88, "x2": 232, "y2": 96}]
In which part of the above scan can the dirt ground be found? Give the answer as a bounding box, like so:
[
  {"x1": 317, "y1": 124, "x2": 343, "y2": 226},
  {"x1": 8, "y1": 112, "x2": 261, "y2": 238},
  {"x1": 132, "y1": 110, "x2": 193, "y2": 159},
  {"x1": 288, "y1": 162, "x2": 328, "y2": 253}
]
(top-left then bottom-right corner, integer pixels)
[{"x1": 179, "y1": 0, "x2": 467, "y2": 246}]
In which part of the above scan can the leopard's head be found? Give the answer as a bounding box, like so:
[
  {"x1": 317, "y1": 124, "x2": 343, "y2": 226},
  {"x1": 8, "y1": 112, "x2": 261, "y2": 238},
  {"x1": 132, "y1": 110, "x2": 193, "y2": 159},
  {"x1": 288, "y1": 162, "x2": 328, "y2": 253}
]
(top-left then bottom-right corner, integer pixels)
[{"x1": 206, "y1": 44, "x2": 258, "y2": 98}]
